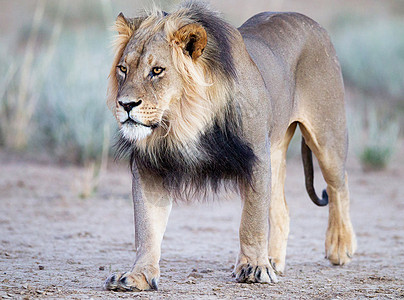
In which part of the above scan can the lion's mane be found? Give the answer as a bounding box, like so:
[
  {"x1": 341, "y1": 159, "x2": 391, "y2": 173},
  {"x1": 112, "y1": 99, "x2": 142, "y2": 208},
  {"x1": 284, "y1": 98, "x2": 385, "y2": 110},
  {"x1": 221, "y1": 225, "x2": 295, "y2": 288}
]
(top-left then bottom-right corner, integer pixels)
[{"x1": 110, "y1": 2, "x2": 257, "y2": 196}]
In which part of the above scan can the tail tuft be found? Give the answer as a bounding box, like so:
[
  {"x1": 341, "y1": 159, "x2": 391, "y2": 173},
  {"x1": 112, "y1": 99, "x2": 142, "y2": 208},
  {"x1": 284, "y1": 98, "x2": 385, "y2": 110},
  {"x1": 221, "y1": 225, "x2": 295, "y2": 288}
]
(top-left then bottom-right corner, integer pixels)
[
  {"x1": 321, "y1": 189, "x2": 329, "y2": 205},
  {"x1": 315, "y1": 189, "x2": 329, "y2": 206}
]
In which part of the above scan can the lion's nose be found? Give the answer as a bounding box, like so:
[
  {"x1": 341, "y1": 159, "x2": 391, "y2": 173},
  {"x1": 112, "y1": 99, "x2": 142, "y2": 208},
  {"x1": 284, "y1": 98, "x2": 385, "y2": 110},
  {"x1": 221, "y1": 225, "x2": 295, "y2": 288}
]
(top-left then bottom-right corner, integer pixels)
[{"x1": 118, "y1": 99, "x2": 142, "y2": 112}]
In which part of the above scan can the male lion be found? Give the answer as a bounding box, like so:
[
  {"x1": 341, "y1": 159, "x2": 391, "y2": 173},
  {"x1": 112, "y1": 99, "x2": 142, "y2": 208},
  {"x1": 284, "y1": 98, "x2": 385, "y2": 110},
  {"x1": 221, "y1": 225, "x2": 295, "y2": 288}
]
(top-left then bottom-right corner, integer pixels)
[{"x1": 104, "y1": 1, "x2": 356, "y2": 291}]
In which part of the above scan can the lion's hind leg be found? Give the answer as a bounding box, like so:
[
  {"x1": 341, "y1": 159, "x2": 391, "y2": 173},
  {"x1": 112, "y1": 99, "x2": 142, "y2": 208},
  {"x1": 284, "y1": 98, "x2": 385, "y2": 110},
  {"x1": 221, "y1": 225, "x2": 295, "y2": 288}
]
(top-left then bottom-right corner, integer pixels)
[
  {"x1": 324, "y1": 173, "x2": 356, "y2": 265},
  {"x1": 299, "y1": 122, "x2": 357, "y2": 265}
]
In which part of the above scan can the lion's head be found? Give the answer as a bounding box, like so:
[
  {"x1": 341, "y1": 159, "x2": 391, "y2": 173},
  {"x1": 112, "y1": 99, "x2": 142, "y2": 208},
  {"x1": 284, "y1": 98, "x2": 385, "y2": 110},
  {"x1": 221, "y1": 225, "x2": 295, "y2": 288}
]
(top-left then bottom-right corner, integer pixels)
[{"x1": 107, "y1": 2, "x2": 237, "y2": 151}]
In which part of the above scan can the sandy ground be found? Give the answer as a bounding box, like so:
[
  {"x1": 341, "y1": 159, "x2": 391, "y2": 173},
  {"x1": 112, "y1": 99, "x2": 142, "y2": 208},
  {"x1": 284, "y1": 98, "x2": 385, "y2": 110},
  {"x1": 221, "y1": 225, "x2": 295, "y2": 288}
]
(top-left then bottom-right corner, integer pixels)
[{"x1": 1, "y1": 151, "x2": 404, "y2": 299}]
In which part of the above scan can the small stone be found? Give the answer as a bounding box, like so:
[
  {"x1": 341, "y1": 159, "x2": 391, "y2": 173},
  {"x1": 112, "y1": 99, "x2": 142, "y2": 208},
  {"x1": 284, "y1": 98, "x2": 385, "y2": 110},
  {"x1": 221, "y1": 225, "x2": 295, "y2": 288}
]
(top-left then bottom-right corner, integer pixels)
[
  {"x1": 185, "y1": 279, "x2": 196, "y2": 284},
  {"x1": 99, "y1": 266, "x2": 105, "y2": 271},
  {"x1": 17, "y1": 180, "x2": 25, "y2": 187},
  {"x1": 200, "y1": 268, "x2": 214, "y2": 273},
  {"x1": 36, "y1": 290, "x2": 44, "y2": 294},
  {"x1": 188, "y1": 272, "x2": 203, "y2": 278},
  {"x1": 38, "y1": 265, "x2": 44, "y2": 270}
]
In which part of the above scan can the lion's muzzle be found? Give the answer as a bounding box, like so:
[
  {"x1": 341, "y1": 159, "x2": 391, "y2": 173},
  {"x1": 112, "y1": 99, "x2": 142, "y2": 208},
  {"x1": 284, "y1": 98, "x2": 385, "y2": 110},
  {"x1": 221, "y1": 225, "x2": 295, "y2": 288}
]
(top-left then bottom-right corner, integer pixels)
[{"x1": 116, "y1": 97, "x2": 161, "y2": 141}]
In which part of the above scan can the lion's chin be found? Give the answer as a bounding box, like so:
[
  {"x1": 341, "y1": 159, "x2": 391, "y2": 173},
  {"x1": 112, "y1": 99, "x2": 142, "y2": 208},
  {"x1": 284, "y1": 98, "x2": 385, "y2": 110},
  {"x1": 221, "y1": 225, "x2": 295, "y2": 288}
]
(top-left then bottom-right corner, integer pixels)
[{"x1": 120, "y1": 123, "x2": 153, "y2": 142}]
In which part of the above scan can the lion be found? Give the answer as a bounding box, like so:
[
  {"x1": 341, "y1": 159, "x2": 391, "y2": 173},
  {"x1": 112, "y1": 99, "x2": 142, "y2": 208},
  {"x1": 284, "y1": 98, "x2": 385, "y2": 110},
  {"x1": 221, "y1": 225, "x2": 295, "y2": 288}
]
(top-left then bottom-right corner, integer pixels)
[{"x1": 104, "y1": 1, "x2": 356, "y2": 291}]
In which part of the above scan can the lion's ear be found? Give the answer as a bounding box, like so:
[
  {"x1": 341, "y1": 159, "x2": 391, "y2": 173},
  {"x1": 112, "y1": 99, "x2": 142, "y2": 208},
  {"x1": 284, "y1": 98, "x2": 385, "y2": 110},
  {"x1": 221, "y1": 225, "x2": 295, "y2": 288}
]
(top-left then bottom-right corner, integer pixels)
[
  {"x1": 173, "y1": 23, "x2": 207, "y2": 61},
  {"x1": 115, "y1": 12, "x2": 143, "y2": 37}
]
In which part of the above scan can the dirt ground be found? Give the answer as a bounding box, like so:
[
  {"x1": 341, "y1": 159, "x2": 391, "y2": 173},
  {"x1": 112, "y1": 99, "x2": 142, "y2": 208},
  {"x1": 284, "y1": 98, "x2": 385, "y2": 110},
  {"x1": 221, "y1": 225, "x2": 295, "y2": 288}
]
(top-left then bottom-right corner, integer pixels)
[{"x1": 1, "y1": 150, "x2": 404, "y2": 299}]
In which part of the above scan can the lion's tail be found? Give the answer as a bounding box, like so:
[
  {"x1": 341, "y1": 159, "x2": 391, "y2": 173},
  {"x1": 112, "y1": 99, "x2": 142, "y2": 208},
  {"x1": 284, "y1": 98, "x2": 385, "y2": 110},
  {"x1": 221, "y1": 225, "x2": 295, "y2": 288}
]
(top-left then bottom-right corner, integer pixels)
[{"x1": 301, "y1": 137, "x2": 329, "y2": 206}]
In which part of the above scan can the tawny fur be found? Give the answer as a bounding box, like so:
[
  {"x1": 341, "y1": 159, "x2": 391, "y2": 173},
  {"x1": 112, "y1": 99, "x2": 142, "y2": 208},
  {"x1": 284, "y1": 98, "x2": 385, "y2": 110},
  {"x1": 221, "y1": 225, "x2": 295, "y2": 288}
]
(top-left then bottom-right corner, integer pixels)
[{"x1": 104, "y1": 1, "x2": 356, "y2": 292}]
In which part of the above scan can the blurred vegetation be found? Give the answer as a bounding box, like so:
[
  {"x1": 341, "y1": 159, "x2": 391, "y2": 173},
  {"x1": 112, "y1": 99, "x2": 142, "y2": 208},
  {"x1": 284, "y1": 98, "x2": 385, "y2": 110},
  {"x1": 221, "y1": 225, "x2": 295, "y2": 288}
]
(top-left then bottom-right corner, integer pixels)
[
  {"x1": 0, "y1": 1, "x2": 114, "y2": 159},
  {"x1": 332, "y1": 15, "x2": 404, "y2": 100},
  {"x1": 0, "y1": 0, "x2": 403, "y2": 179},
  {"x1": 348, "y1": 106, "x2": 400, "y2": 170},
  {"x1": 330, "y1": 13, "x2": 403, "y2": 170},
  {"x1": 0, "y1": 0, "x2": 117, "y2": 196}
]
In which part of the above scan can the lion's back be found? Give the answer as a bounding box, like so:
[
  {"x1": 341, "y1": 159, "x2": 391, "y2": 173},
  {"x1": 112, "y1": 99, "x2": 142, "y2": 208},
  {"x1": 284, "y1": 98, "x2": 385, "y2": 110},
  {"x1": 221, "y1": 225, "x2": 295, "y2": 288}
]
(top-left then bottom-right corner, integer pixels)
[{"x1": 238, "y1": 12, "x2": 333, "y2": 68}]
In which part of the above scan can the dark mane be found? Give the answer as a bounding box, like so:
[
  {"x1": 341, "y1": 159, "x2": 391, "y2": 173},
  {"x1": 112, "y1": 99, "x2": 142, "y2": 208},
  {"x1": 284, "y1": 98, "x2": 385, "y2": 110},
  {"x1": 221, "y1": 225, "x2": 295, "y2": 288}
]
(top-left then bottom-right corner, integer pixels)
[
  {"x1": 181, "y1": 1, "x2": 238, "y2": 82},
  {"x1": 116, "y1": 104, "x2": 256, "y2": 199}
]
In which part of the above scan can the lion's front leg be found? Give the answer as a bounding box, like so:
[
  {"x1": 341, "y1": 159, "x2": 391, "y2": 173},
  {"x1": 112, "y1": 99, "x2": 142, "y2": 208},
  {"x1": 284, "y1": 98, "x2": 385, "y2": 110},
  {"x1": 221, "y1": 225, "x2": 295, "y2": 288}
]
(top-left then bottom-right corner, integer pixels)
[
  {"x1": 104, "y1": 168, "x2": 171, "y2": 292},
  {"x1": 234, "y1": 154, "x2": 278, "y2": 284}
]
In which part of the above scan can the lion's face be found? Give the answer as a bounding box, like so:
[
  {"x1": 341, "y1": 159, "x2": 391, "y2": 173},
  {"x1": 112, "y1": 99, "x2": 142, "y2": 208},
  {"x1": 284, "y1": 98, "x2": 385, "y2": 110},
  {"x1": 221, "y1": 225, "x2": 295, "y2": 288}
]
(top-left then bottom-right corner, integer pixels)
[
  {"x1": 108, "y1": 13, "x2": 230, "y2": 146},
  {"x1": 115, "y1": 33, "x2": 182, "y2": 142}
]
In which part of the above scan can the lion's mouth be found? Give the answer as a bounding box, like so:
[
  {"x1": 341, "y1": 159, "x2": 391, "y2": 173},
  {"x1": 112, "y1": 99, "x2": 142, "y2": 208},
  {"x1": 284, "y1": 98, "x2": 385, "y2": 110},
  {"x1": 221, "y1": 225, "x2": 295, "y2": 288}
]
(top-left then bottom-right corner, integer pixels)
[
  {"x1": 120, "y1": 119, "x2": 155, "y2": 141},
  {"x1": 122, "y1": 118, "x2": 159, "y2": 129}
]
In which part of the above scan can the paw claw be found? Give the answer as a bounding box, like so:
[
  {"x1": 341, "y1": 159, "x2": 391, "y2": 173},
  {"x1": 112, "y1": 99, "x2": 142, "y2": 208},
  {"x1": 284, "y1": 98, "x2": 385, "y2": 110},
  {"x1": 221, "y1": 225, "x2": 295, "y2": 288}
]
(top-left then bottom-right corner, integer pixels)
[
  {"x1": 150, "y1": 278, "x2": 158, "y2": 291},
  {"x1": 254, "y1": 267, "x2": 261, "y2": 282}
]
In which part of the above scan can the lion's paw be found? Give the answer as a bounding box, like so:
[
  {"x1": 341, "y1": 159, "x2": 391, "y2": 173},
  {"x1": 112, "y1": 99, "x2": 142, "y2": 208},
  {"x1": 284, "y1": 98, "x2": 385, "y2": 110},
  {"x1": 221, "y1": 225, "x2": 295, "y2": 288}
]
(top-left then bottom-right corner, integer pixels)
[
  {"x1": 104, "y1": 268, "x2": 159, "y2": 292},
  {"x1": 325, "y1": 222, "x2": 357, "y2": 265},
  {"x1": 234, "y1": 263, "x2": 278, "y2": 284}
]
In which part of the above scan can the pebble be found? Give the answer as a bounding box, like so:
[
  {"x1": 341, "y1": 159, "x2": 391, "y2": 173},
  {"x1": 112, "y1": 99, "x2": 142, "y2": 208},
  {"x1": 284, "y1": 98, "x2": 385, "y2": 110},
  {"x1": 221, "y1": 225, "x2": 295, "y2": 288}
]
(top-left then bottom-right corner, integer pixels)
[
  {"x1": 0, "y1": 292, "x2": 11, "y2": 299},
  {"x1": 187, "y1": 272, "x2": 203, "y2": 278},
  {"x1": 185, "y1": 279, "x2": 196, "y2": 284},
  {"x1": 200, "y1": 268, "x2": 213, "y2": 273},
  {"x1": 38, "y1": 265, "x2": 45, "y2": 270}
]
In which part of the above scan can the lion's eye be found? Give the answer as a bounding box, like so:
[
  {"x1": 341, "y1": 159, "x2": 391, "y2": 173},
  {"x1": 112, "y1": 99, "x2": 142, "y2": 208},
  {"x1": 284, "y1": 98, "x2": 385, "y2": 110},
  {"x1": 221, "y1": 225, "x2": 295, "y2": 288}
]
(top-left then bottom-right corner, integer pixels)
[
  {"x1": 150, "y1": 67, "x2": 165, "y2": 77},
  {"x1": 117, "y1": 65, "x2": 127, "y2": 74}
]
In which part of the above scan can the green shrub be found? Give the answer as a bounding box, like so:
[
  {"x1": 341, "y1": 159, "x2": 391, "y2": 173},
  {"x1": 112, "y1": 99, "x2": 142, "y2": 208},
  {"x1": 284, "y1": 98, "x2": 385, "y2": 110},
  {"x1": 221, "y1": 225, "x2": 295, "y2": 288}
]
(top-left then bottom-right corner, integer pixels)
[
  {"x1": 360, "y1": 147, "x2": 392, "y2": 170},
  {"x1": 348, "y1": 106, "x2": 399, "y2": 171}
]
